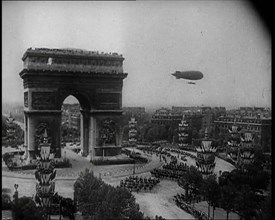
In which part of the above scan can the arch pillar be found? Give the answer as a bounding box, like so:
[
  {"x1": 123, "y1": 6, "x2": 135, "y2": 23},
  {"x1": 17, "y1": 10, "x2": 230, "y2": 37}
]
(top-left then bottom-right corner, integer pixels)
[
  {"x1": 88, "y1": 115, "x2": 97, "y2": 159},
  {"x1": 80, "y1": 110, "x2": 91, "y2": 157},
  {"x1": 23, "y1": 114, "x2": 28, "y2": 151},
  {"x1": 80, "y1": 110, "x2": 97, "y2": 159},
  {"x1": 24, "y1": 110, "x2": 62, "y2": 163},
  {"x1": 88, "y1": 110, "x2": 123, "y2": 159}
]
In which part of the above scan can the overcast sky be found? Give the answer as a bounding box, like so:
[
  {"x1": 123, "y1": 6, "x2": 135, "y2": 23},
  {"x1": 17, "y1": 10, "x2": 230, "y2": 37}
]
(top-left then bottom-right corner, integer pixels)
[{"x1": 2, "y1": 1, "x2": 271, "y2": 110}]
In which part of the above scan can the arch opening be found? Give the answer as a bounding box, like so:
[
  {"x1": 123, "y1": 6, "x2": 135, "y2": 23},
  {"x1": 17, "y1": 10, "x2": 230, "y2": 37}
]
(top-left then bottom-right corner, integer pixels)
[
  {"x1": 60, "y1": 94, "x2": 97, "y2": 159},
  {"x1": 58, "y1": 92, "x2": 91, "y2": 111},
  {"x1": 61, "y1": 95, "x2": 81, "y2": 145}
]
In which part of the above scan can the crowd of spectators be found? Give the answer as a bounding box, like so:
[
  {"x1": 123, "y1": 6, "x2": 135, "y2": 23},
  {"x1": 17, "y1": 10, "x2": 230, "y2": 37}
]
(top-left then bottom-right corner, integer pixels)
[{"x1": 174, "y1": 194, "x2": 209, "y2": 220}]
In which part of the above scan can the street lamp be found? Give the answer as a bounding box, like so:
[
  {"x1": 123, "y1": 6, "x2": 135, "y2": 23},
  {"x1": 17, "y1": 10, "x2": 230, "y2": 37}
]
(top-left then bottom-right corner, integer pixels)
[
  {"x1": 14, "y1": 184, "x2": 18, "y2": 192},
  {"x1": 14, "y1": 184, "x2": 19, "y2": 202}
]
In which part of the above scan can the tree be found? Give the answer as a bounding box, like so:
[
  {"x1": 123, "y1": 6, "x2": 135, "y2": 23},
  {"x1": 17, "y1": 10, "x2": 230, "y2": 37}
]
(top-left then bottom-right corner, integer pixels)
[
  {"x1": 218, "y1": 159, "x2": 271, "y2": 220},
  {"x1": 74, "y1": 169, "x2": 144, "y2": 219},
  {"x1": 2, "y1": 193, "x2": 12, "y2": 210},
  {"x1": 2, "y1": 115, "x2": 24, "y2": 147},
  {"x1": 198, "y1": 129, "x2": 205, "y2": 139},
  {"x1": 102, "y1": 186, "x2": 144, "y2": 220},
  {"x1": 210, "y1": 184, "x2": 221, "y2": 220},
  {"x1": 256, "y1": 193, "x2": 271, "y2": 220},
  {"x1": 234, "y1": 185, "x2": 261, "y2": 220},
  {"x1": 191, "y1": 129, "x2": 199, "y2": 140},
  {"x1": 188, "y1": 166, "x2": 203, "y2": 190},
  {"x1": 2, "y1": 116, "x2": 8, "y2": 137},
  {"x1": 12, "y1": 196, "x2": 46, "y2": 220},
  {"x1": 74, "y1": 169, "x2": 105, "y2": 215},
  {"x1": 245, "y1": 163, "x2": 270, "y2": 191},
  {"x1": 228, "y1": 164, "x2": 270, "y2": 192},
  {"x1": 61, "y1": 197, "x2": 76, "y2": 219},
  {"x1": 220, "y1": 183, "x2": 238, "y2": 220},
  {"x1": 145, "y1": 127, "x2": 156, "y2": 142},
  {"x1": 200, "y1": 174, "x2": 220, "y2": 220},
  {"x1": 166, "y1": 126, "x2": 173, "y2": 143},
  {"x1": 179, "y1": 165, "x2": 203, "y2": 203}
]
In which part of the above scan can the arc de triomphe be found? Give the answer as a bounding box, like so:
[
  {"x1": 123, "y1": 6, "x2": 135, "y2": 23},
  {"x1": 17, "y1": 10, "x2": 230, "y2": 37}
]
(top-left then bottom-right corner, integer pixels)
[{"x1": 19, "y1": 48, "x2": 127, "y2": 163}]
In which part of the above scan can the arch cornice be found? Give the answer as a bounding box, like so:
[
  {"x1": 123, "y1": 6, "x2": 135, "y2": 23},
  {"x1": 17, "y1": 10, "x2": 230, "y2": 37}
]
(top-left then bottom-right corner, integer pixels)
[
  {"x1": 19, "y1": 68, "x2": 128, "y2": 79},
  {"x1": 24, "y1": 110, "x2": 62, "y2": 115},
  {"x1": 89, "y1": 110, "x2": 123, "y2": 116}
]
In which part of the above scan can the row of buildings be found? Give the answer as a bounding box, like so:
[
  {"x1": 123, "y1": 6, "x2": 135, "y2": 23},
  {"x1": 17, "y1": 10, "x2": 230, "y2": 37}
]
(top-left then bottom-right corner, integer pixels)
[
  {"x1": 214, "y1": 115, "x2": 271, "y2": 152},
  {"x1": 149, "y1": 106, "x2": 271, "y2": 152},
  {"x1": 150, "y1": 106, "x2": 227, "y2": 134},
  {"x1": 60, "y1": 105, "x2": 271, "y2": 152},
  {"x1": 227, "y1": 107, "x2": 271, "y2": 118}
]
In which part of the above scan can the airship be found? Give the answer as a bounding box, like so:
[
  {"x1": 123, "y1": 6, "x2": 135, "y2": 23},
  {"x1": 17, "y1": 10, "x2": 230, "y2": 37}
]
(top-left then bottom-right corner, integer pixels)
[{"x1": 172, "y1": 71, "x2": 203, "y2": 80}]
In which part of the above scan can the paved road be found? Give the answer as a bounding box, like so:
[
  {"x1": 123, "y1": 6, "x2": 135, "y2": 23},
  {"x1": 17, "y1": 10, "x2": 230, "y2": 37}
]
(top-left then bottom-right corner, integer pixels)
[
  {"x1": 2, "y1": 147, "x2": 164, "y2": 179},
  {"x1": 2, "y1": 147, "x2": 164, "y2": 198},
  {"x1": 2, "y1": 144, "x2": 239, "y2": 219}
]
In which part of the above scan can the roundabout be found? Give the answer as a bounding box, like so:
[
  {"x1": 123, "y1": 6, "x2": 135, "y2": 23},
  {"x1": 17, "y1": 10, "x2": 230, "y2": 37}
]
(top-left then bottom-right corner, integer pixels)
[
  {"x1": 2, "y1": 145, "x2": 165, "y2": 197},
  {"x1": 2, "y1": 144, "x2": 238, "y2": 219}
]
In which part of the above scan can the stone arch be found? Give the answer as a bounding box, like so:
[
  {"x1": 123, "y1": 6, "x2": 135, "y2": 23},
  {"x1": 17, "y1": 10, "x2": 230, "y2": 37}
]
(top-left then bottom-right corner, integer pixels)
[{"x1": 20, "y1": 48, "x2": 127, "y2": 163}]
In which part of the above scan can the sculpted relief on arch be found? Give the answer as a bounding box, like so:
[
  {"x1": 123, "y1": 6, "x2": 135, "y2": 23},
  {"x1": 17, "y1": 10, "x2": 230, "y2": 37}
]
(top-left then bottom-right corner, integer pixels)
[
  {"x1": 99, "y1": 118, "x2": 116, "y2": 146},
  {"x1": 35, "y1": 122, "x2": 51, "y2": 148},
  {"x1": 32, "y1": 92, "x2": 56, "y2": 110}
]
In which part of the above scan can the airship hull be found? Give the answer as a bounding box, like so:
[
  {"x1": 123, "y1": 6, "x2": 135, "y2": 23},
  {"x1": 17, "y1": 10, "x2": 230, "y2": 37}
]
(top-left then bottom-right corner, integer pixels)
[{"x1": 172, "y1": 71, "x2": 203, "y2": 80}]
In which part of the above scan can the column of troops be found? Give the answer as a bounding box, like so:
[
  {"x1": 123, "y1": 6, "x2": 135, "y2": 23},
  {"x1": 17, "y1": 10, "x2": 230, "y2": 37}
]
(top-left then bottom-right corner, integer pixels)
[
  {"x1": 151, "y1": 161, "x2": 190, "y2": 181},
  {"x1": 120, "y1": 176, "x2": 160, "y2": 192},
  {"x1": 166, "y1": 148, "x2": 197, "y2": 160}
]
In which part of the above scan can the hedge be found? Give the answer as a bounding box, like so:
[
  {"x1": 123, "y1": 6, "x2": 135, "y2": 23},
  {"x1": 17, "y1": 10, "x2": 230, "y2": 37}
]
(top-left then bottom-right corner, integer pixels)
[
  {"x1": 90, "y1": 158, "x2": 134, "y2": 166},
  {"x1": 129, "y1": 154, "x2": 148, "y2": 163},
  {"x1": 6, "y1": 159, "x2": 72, "y2": 171}
]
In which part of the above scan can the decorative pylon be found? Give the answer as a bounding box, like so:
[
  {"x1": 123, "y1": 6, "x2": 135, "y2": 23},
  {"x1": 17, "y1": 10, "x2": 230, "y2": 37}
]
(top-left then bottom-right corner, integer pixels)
[
  {"x1": 178, "y1": 115, "x2": 189, "y2": 148},
  {"x1": 239, "y1": 131, "x2": 255, "y2": 167},
  {"x1": 195, "y1": 128, "x2": 217, "y2": 178},
  {"x1": 34, "y1": 129, "x2": 56, "y2": 216},
  {"x1": 128, "y1": 117, "x2": 137, "y2": 146},
  {"x1": 227, "y1": 117, "x2": 242, "y2": 165}
]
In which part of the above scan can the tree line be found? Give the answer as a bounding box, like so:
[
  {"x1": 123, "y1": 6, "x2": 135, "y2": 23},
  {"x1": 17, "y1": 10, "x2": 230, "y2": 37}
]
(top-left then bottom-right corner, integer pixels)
[
  {"x1": 74, "y1": 169, "x2": 166, "y2": 220},
  {"x1": 177, "y1": 154, "x2": 271, "y2": 220}
]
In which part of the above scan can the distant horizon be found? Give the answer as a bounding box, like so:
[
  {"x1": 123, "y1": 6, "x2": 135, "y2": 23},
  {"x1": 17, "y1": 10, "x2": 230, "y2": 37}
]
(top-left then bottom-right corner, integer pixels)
[{"x1": 2, "y1": 100, "x2": 271, "y2": 111}]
